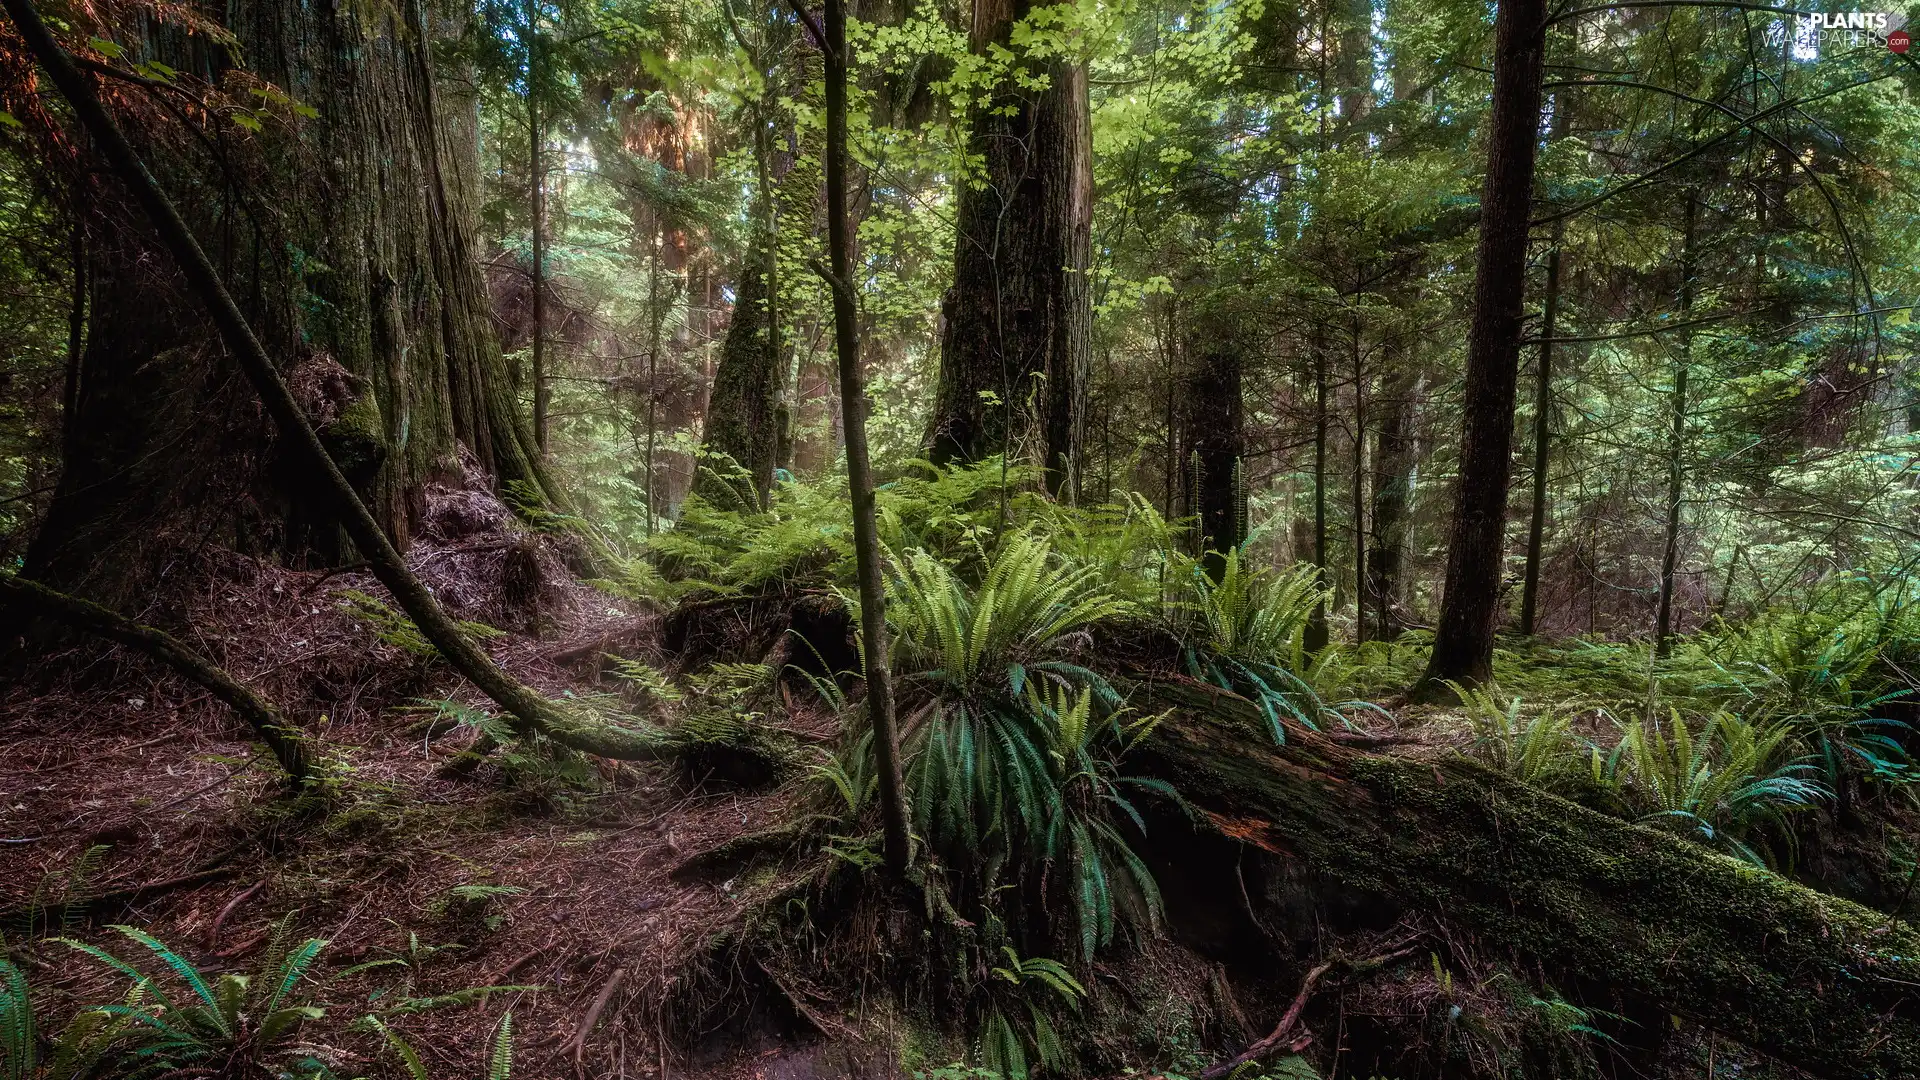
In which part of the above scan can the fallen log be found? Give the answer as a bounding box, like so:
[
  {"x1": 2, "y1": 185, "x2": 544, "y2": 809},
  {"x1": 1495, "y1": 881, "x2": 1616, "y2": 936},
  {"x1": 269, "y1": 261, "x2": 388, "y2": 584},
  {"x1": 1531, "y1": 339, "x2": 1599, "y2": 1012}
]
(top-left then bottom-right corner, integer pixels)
[{"x1": 1125, "y1": 676, "x2": 1920, "y2": 1079}]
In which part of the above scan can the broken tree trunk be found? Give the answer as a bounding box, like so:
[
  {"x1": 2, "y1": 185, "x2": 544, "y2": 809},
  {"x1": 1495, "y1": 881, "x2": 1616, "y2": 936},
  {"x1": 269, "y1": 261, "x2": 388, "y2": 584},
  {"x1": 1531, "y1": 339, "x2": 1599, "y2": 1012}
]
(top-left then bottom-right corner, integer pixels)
[
  {"x1": 1, "y1": 574, "x2": 311, "y2": 783},
  {"x1": 1125, "y1": 677, "x2": 1920, "y2": 1080}
]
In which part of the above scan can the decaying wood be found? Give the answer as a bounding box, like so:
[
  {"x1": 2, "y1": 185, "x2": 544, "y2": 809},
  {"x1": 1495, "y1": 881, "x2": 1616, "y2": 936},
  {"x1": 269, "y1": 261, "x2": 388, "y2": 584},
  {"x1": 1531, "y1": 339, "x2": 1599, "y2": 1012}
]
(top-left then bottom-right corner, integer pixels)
[{"x1": 1125, "y1": 675, "x2": 1920, "y2": 1080}]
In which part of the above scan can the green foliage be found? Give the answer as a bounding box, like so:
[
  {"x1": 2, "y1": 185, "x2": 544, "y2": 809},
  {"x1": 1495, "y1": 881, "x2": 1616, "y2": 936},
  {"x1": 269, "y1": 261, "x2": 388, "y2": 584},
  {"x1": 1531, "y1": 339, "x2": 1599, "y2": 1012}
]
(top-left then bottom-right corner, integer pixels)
[
  {"x1": 339, "y1": 591, "x2": 505, "y2": 658},
  {"x1": 53, "y1": 921, "x2": 331, "y2": 1078},
  {"x1": 1179, "y1": 552, "x2": 1354, "y2": 739},
  {"x1": 1455, "y1": 685, "x2": 1587, "y2": 792},
  {"x1": 365, "y1": 1011, "x2": 517, "y2": 1080},
  {"x1": 1697, "y1": 596, "x2": 1919, "y2": 794},
  {"x1": 889, "y1": 532, "x2": 1168, "y2": 962},
  {"x1": 1610, "y1": 711, "x2": 1828, "y2": 867}
]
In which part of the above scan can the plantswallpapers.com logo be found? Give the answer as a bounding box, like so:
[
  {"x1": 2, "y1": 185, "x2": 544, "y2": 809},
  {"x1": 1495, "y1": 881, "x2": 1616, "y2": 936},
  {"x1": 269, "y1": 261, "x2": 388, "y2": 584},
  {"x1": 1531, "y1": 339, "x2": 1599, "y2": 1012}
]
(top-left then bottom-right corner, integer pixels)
[{"x1": 1769, "y1": 10, "x2": 1912, "y2": 55}]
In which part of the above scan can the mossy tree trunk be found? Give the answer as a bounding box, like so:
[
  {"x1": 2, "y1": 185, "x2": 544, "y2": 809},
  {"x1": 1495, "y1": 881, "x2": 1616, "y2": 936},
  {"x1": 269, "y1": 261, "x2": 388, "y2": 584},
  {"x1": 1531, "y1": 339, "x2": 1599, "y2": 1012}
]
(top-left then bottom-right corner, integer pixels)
[
  {"x1": 696, "y1": 248, "x2": 781, "y2": 510},
  {"x1": 1128, "y1": 678, "x2": 1920, "y2": 1080},
  {"x1": 23, "y1": 0, "x2": 551, "y2": 606},
  {"x1": 924, "y1": 0, "x2": 1091, "y2": 497}
]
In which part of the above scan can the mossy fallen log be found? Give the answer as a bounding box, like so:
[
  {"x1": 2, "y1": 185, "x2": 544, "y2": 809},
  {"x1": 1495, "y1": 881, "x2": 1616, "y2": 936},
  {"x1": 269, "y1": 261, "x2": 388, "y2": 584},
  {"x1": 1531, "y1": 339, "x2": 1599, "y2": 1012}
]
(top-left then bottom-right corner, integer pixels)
[{"x1": 1125, "y1": 676, "x2": 1920, "y2": 1080}]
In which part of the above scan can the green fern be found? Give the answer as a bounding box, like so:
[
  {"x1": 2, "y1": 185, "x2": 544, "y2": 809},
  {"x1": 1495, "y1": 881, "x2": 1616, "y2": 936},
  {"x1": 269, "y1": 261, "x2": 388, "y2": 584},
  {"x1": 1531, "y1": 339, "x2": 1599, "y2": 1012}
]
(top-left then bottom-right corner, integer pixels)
[
  {"x1": 1614, "y1": 710, "x2": 1827, "y2": 867},
  {"x1": 1455, "y1": 684, "x2": 1585, "y2": 791},
  {"x1": 888, "y1": 532, "x2": 1169, "y2": 962}
]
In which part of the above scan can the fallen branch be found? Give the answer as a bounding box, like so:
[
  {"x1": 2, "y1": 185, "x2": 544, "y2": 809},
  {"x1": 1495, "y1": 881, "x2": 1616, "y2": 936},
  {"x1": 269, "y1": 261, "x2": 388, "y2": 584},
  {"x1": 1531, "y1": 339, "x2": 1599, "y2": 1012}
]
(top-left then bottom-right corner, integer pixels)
[
  {"x1": 0, "y1": 574, "x2": 309, "y2": 783},
  {"x1": 1197, "y1": 945, "x2": 1420, "y2": 1080},
  {"x1": 206, "y1": 881, "x2": 264, "y2": 950},
  {"x1": 568, "y1": 965, "x2": 628, "y2": 1080}
]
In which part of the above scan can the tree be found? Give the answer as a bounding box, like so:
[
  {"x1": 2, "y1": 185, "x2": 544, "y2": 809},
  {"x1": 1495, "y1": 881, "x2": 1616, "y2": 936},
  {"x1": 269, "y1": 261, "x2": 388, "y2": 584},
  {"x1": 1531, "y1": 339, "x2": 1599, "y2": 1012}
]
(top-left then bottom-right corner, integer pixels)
[
  {"x1": 695, "y1": 248, "x2": 782, "y2": 509},
  {"x1": 793, "y1": 0, "x2": 912, "y2": 876},
  {"x1": 14, "y1": 0, "x2": 558, "y2": 608},
  {"x1": 1413, "y1": 0, "x2": 1549, "y2": 696},
  {"x1": 924, "y1": 0, "x2": 1092, "y2": 497},
  {"x1": 1180, "y1": 291, "x2": 1245, "y2": 581}
]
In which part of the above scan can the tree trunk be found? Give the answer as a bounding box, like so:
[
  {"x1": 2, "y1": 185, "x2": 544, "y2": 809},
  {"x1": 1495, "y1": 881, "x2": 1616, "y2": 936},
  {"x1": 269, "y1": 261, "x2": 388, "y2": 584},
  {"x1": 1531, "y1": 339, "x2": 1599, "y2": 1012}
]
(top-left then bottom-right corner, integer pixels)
[
  {"x1": 1518, "y1": 219, "x2": 1564, "y2": 637},
  {"x1": 1306, "y1": 326, "x2": 1331, "y2": 653},
  {"x1": 1129, "y1": 676, "x2": 1920, "y2": 1080},
  {"x1": 1368, "y1": 350, "x2": 1420, "y2": 640},
  {"x1": 21, "y1": 0, "x2": 553, "y2": 607},
  {"x1": 1654, "y1": 194, "x2": 1696, "y2": 658},
  {"x1": 1349, "y1": 320, "x2": 1367, "y2": 643},
  {"x1": 800, "y1": 0, "x2": 911, "y2": 876},
  {"x1": 1413, "y1": 0, "x2": 1548, "y2": 696},
  {"x1": 696, "y1": 247, "x2": 781, "y2": 509},
  {"x1": 1180, "y1": 297, "x2": 1244, "y2": 582},
  {"x1": 924, "y1": 0, "x2": 1091, "y2": 497},
  {"x1": 528, "y1": 1, "x2": 549, "y2": 459}
]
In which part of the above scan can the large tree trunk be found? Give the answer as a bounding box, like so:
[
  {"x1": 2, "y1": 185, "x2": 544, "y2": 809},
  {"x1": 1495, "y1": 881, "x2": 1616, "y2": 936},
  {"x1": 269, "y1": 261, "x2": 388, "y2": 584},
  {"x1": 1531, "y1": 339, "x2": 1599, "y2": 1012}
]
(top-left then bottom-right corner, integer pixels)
[
  {"x1": 924, "y1": 0, "x2": 1091, "y2": 497},
  {"x1": 696, "y1": 248, "x2": 781, "y2": 510},
  {"x1": 22, "y1": 0, "x2": 546, "y2": 606},
  {"x1": 1179, "y1": 297, "x2": 1244, "y2": 582},
  {"x1": 1414, "y1": 0, "x2": 1548, "y2": 694},
  {"x1": 1129, "y1": 677, "x2": 1920, "y2": 1080}
]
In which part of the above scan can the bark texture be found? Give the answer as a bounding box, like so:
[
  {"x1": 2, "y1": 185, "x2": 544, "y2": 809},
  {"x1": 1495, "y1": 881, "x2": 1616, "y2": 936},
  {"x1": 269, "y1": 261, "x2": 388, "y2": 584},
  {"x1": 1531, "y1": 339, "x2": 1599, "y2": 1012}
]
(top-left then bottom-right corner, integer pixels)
[
  {"x1": 925, "y1": 0, "x2": 1092, "y2": 496},
  {"x1": 1179, "y1": 297, "x2": 1244, "y2": 581},
  {"x1": 1129, "y1": 677, "x2": 1920, "y2": 1080},
  {"x1": 696, "y1": 248, "x2": 781, "y2": 509},
  {"x1": 24, "y1": 0, "x2": 548, "y2": 606},
  {"x1": 1415, "y1": 0, "x2": 1548, "y2": 693}
]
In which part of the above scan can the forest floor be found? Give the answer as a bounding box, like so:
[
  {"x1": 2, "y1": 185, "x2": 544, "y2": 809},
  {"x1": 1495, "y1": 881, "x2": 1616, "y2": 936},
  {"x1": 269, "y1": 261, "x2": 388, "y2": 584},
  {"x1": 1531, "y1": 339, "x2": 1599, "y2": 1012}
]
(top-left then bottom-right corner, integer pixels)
[
  {"x1": 3, "y1": 479, "x2": 1911, "y2": 1080},
  {"x1": 0, "y1": 481, "x2": 862, "y2": 1080}
]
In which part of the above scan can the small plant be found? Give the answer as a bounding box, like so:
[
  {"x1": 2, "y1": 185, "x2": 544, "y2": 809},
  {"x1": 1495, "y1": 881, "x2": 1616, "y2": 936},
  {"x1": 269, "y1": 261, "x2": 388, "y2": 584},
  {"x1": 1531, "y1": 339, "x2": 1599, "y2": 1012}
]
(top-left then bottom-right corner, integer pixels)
[
  {"x1": 1180, "y1": 551, "x2": 1357, "y2": 740},
  {"x1": 1612, "y1": 710, "x2": 1828, "y2": 867},
  {"x1": 1454, "y1": 684, "x2": 1585, "y2": 791},
  {"x1": 56, "y1": 921, "x2": 332, "y2": 1078},
  {"x1": 2, "y1": 954, "x2": 151, "y2": 1080},
  {"x1": 367, "y1": 1010, "x2": 516, "y2": 1080},
  {"x1": 889, "y1": 533, "x2": 1168, "y2": 961},
  {"x1": 975, "y1": 948, "x2": 1085, "y2": 1080}
]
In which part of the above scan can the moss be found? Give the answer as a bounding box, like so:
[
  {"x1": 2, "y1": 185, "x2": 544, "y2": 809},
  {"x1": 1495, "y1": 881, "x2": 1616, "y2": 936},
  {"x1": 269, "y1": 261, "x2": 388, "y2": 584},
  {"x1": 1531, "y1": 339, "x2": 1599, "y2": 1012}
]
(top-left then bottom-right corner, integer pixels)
[{"x1": 1125, "y1": 688, "x2": 1920, "y2": 1080}]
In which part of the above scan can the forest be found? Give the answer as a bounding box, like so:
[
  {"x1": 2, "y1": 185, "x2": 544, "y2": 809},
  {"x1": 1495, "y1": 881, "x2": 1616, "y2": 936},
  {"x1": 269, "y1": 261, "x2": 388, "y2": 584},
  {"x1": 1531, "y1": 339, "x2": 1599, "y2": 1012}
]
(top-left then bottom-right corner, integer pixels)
[{"x1": 1, "y1": 0, "x2": 1919, "y2": 1074}]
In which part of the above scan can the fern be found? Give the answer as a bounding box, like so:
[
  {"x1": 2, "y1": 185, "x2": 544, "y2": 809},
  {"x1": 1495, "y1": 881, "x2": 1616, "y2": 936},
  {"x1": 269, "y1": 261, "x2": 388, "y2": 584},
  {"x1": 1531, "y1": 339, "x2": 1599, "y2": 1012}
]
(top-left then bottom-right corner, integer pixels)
[
  {"x1": 489, "y1": 1012, "x2": 514, "y2": 1080},
  {"x1": 1455, "y1": 684, "x2": 1586, "y2": 791},
  {"x1": 1615, "y1": 710, "x2": 1827, "y2": 867}
]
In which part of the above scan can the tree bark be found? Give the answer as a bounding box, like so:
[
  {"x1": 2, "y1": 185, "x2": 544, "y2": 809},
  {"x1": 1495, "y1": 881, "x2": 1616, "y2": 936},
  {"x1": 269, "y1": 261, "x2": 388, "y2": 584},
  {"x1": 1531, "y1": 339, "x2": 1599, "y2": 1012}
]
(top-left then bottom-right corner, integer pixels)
[
  {"x1": 1129, "y1": 677, "x2": 1920, "y2": 1080},
  {"x1": 3, "y1": 0, "x2": 664, "y2": 762},
  {"x1": 1413, "y1": 0, "x2": 1548, "y2": 696},
  {"x1": 696, "y1": 247, "x2": 782, "y2": 510},
  {"x1": 528, "y1": 0, "x2": 549, "y2": 458},
  {"x1": 1518, "y1": 218, "x2": 1563, "y2": 637},
  {"x1": 21, "y1": 0, "x2": 554, "y2": 607},
  {"x1": 793, "y1": 0, "x2": 911, "y2": 876},
  {"x1": 1654, "y1": 193, "x2": 1696, "y2": 658},
  {"x1": 1306, "y1": 326, "x2": 1331, "y2": 653},
  {"x1": 1368, "y1": 350, "x2": 1420, "y2": 640},
  {"x1": 924, "y1": 0, "x2": 1091, "y2": 498},
  {"x1": 1179, "y1": 296, "x2": 1245, "y2": 582}
]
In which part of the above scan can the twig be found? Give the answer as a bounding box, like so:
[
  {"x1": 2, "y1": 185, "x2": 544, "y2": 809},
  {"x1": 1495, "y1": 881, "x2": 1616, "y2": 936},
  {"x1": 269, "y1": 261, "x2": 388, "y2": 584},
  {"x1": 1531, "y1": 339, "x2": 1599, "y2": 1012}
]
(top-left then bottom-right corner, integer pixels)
[
  {"x1": 206, "y1": 880, "x2": 264, "y2": 949},
  {"x1": 569, "y1": 966, "x2": 628, "y2": 1080},
  {"x1": 1196, "y1": 944, "x2": 1420, "y2": 1080}
]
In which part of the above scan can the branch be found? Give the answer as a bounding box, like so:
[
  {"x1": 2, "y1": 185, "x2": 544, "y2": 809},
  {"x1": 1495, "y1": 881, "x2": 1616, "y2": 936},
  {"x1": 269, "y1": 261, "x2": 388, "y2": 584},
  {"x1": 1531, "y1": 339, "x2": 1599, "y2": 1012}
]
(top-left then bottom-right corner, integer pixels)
[{"x1": 0, "y1": 574, "x2": 311, "y2": 783}]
